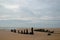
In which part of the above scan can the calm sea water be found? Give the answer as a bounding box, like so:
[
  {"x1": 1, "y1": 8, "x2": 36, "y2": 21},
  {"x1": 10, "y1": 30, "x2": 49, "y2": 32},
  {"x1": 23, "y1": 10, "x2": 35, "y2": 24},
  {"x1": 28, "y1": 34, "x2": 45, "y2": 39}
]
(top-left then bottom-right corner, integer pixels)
[{"x1": 0, "y1": 20, "x2": 60, "y2": 29}]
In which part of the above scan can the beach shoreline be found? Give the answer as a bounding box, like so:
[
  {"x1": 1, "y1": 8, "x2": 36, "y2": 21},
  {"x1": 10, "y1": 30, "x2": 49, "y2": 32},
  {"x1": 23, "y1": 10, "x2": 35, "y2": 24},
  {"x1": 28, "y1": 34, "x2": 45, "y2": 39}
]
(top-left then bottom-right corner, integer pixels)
[{"x1": 0, "y1": 28, "x2": 60, "y2": 40}]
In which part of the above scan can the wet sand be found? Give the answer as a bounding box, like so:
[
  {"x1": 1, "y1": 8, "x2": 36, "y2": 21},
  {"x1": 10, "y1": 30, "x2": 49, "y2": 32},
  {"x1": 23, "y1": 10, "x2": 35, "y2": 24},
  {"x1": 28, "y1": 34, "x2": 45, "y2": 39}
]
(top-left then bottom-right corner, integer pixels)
[{"x1": 0, "y1": 28, "x2": 60, "y2": 40}]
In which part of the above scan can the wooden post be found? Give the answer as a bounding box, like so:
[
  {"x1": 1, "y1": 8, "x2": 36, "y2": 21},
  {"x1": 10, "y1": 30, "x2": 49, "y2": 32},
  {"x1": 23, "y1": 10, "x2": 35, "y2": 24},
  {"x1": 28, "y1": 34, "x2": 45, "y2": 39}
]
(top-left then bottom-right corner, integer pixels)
[
  {"x1": 21, "y1": 30, "x2": 23, "y2": 34},
  {"x1": 31, "y1": 27, "x2": 33, "y2": 34},
  {"x1": 50, "y1": 31, "x2": 54, "y2": 33},
  {"x1": 24, "y1": 29, "x2": 25, "y2": 34},
  {"x1": 30, "y1": 27, "x2": 34, "y2": 34},
  {"x1": 11, "y1": 29, "x2": 13, "y2": 32},
  {"x1": 48, "y1": 33, "x2": 51, "y2": 36},
  {"x1": 45, "y1": 30, "x2": 49, "y2": 32},
  {"x1": 18, "y1": 30, "x2": 20, "y2": 34},
  {"x1": 26, "y1": 29, "x2": 28, "y2": 34},
  {"x1": 14, "y1": 29, "x2": 16, "y2": 33}
]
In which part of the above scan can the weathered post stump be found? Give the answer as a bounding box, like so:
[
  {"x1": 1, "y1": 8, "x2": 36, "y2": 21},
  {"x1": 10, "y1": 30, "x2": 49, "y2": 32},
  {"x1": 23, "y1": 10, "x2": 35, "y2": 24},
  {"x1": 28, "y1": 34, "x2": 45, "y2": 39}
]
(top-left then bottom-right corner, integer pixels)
[
  {"x1": 26, "y1": 29, "x2": 28, "y2": 34},
  {"x1": 21, "y1": 30, "x2": 23, "y2": 34},
  {"x1": 45, "y1": 30, "x2": 49, "y2": 32},
  {"x1": 11, "y1": 29, "x2": 13, "y2": 32},
  {"x1": 48, "y1": 33, "x2": 51, "y2": 36},
  {"x1": 24, "y1": 29, "x2": 25, "y2": 34},
  {"x1": 14, "y1": 29, "x2": 16, "y2": 33},
  {"x1": 18, "y1": 30, "x2": 20, "y2": 34},
  {"x1": 29, "y1": 27, "x2": 34, "y2": 34},
  {"x1": 50, "y1": 31, "x2": 54, "y2": 33}
]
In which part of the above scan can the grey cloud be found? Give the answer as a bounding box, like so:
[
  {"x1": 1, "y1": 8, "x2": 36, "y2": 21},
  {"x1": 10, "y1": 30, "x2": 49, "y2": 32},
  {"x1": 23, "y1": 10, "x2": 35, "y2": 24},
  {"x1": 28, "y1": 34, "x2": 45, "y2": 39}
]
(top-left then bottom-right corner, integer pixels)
[
  {"x1": 0, "y1": 0, "x2": 60, "y2": 20},
  {"x1": 0, "y1": 0, "x2": 18, "y2": 4},
  {"x1": 28, "y1": 0, "x2": 60, "y2": 19}
]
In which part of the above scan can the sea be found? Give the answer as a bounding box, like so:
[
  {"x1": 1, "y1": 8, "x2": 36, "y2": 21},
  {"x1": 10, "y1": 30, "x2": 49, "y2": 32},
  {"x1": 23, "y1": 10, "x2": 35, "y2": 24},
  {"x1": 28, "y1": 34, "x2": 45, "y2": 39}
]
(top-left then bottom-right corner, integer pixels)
[{"x1": 0, "y1": 20, "x2": 60, "y2": 29}]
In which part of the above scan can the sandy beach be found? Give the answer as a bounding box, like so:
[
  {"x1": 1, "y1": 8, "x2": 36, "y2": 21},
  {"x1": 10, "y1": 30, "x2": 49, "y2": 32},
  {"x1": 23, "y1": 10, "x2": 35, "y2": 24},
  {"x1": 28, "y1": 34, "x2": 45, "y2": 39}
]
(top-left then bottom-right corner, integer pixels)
[{"x1": 0, "y1": 28, "x2": 60, "y2": 40}]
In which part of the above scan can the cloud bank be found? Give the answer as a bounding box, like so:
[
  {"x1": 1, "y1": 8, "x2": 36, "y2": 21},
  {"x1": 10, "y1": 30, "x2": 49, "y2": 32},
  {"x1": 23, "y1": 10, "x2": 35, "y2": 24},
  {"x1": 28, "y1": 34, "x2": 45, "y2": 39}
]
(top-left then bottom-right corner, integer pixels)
[{"x1": 0, "y1": 0, "x2": 60, "y2": 21}]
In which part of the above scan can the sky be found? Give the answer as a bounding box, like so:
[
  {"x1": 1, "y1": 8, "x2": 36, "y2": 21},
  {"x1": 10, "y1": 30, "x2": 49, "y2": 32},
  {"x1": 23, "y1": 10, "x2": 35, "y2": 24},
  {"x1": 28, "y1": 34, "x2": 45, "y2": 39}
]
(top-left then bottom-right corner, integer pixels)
[
  {"x1": 0, "y1": 0, "x2": 60, "y2": 28},
  {"x1": 0, "y1": 0, "x2": 60, "y2": 21}
]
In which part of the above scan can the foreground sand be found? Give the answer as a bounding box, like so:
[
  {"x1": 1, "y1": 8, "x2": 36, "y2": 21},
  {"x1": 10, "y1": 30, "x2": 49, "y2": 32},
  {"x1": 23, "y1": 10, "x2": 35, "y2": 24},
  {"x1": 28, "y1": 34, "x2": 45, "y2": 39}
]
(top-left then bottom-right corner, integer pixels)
[{"x1": 0, "y1": 28, "x2": 60, "y2": 40}]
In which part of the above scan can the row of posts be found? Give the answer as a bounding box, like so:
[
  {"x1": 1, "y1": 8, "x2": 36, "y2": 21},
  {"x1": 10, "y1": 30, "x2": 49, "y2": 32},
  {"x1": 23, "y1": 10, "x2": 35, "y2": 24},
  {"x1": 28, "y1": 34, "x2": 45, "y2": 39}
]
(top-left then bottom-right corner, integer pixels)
[
  {"x1": 11, "y1": 27, "x2": 34, "y2": 35},
  {"x1": 11, "y1": 28, "x2": 54, "y2": 35},
  {"x1": 34, "y1": 29, "x2": 54, "y2": 35}
]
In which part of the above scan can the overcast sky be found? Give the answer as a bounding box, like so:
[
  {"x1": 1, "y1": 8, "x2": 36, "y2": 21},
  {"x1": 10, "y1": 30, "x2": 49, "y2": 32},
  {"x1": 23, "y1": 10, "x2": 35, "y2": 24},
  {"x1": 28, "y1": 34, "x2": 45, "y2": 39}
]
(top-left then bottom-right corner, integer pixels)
[{"x1": 0, "y1": 0, "x2": 60, "y2": 21}]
